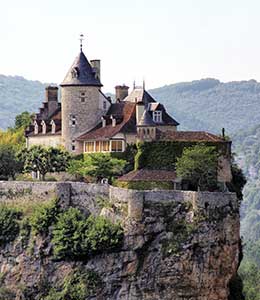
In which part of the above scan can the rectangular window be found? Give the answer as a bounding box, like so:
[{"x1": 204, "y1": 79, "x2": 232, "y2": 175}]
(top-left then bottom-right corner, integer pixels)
[
  {"x1": 103, "y1": 101, "x2": 107, "y2": 110},
  {"x1": 85, "y1": 142, "x2": 95, "y2": 152},
  {"x1": 101, "y1": 141, "x2": 110, "y2": 152},
  {"x1": 96, "y1": 141, "x2": 101, "y2": 152},
  {"x1": 111, "y1": 140, "x2": 123, "y2": 152},
  {"x1": 153, "y1": 111, "x2": 162, "y2": 123}
]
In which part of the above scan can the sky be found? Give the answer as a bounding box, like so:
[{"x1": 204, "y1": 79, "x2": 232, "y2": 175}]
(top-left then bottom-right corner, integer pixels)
[{"x1": 1, "y1": 0, "x2": 260, "y2": 92}]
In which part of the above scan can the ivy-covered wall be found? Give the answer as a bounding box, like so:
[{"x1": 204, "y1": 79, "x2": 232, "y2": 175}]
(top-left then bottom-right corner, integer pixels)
[
  {"x1": 115, "y1": 180, "x2": 174, "y2": 190},
  {"x1": 134, "y1": 141, "x2": 228, "y2": 170}
]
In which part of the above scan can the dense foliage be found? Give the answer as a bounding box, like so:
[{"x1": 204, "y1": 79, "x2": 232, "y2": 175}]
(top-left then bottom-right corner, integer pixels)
[
  {"x1": 52, "y1": 208, "x2": 123, "y2": 260},
  {"x1": 0, "y1": 206, "x2": 21, "y2": 246},
  {"x1": 19, "y1": 146, "x2": 71, "y2": 180},
  {"x1": 68, "y1": 153, "x2": 126, "y2": 182},
  {"x1": 29, "y1": 199, "x2": 60, "y2": 235},
  {"x1": 0, "y1": 144, "x2": 23, "y2": 179},
  {"x1": 176, "y1": 145, "x2": 218, "y2": 191}
]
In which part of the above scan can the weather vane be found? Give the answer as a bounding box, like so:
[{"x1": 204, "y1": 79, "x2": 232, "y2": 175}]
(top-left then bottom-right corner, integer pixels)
[{"x1": 79, "y1": 34, "x2": 84, "y2": 52}]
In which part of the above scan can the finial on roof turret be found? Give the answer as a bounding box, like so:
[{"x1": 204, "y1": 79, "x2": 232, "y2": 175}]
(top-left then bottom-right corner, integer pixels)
[{"x1": 79, "y1": 34, "x2": 84, "y2": 52}]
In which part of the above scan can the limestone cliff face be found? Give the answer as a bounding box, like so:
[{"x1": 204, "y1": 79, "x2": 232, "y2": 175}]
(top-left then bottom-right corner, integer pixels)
[{"x1": 0, "y1": 182, "x2": 241, "y2": 300}]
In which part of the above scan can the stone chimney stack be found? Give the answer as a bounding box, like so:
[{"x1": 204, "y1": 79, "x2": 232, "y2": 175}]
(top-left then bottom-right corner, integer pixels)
[
  {"x1": 90, "y1": 60, "x2": 101, "y2": 81},
  {"x1": 45, "y1": 86, "x2": 59, "y2": 117},
  {"x1": 115, "y1": 85, "x2": 129, "y2": 102}
]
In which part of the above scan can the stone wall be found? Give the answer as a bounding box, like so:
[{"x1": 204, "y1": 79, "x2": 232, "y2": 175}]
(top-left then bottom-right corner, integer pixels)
[{"x1": 0, "y1": 181, "x2": 241, "y2": 300}]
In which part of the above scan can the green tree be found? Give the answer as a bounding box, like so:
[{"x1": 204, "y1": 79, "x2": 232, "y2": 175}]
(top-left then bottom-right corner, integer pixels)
[
  {"x1": 68, "y1": 153, "x2": 126, "y2": 182},
  {"x1": 14, "y1": 111, "x2": 32, "y2": 130},
  {"x1": 0, "y1": 144, "x2": 23, "y2": 180},
  {"x1": 19, "y1": 146, "x2": 70, "y2": 180},
  {"x1": 176, "y1": 145, "x2": 218, "y2": 191}
]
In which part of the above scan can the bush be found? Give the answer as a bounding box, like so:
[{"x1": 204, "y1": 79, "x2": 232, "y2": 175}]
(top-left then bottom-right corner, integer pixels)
[
  {"x1": 29, "y1": 199, "x2": 60, "y2": 235},
  {"x1": 52, "y1": 208, "x2": 123, "y2": 260},
  {"x1": 44, "y1": 269, "x2": 102, "y2": 300},
  {"x1": 0, "y1": 205, "x2": 21, "y2": 246}
]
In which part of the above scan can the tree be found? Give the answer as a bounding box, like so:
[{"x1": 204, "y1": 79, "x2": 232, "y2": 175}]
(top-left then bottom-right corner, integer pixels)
[
  {"x1": 67, "y1": 153, "x2": 126, "y2": 183},
  {"x1": 14, "y1": 111, "x2": 33, "y2": 130},
  {"x1": 176, "y1": 145, "x2": 218, "y2": 191},
  {"x1": 0, "y1": 144, "x2": 23, "y2": 180},
  {"x1": 19, "y1": 146, "x2": 71, "y2": 180}
]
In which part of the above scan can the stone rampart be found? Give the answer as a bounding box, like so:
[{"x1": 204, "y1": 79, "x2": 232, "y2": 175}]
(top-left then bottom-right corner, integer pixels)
[{"x1": 0, "y1": 181, "x2": 237, "y2": 219}]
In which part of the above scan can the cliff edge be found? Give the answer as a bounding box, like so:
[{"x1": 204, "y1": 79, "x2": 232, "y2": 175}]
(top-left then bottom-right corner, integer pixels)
[{"x1": 0, "y1": 182, "x2": 242, "y2": 300}]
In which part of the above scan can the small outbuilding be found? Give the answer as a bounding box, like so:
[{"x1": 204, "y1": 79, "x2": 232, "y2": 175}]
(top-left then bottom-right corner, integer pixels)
[{"x1": 116, "y1": 169, "x2": 181, "y2": 190}]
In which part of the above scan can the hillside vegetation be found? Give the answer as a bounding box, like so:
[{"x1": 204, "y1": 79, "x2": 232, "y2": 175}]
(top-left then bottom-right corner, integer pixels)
[
  {"x1": 0, "y1": 75, "x2": 46, "y2": 129},
  {"x1": 2, "y1": 75, "x2": 260, "y2": 134},
  {"x1": 150, "y1": 78, "x2": 260, "y2": 134}
]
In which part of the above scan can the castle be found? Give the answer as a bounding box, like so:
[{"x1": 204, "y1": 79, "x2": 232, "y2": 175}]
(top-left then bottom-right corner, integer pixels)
[{"x1": 25, "y1": 41, "x2": 232, "y2": 184}]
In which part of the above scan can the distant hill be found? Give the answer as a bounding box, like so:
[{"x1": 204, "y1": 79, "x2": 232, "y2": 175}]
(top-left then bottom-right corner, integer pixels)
[
  {"x1": 0, "y1": 75, "x2": 47, "y2": 129},
  {"x1": 2, "y1": 76, "x2": 260, "y2": 134},
  {"x1": 150, "y1": 78, "x2": 260, "y2": 134}
]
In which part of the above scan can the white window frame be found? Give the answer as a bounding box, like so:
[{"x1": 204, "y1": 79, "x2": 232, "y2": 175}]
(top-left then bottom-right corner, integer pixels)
[
  {"x1": 84, "y1": 140, "x2": 125, "y2": 153},
  {"x1": 153, "y1": 111, "x2": 162, "y2": 123}
]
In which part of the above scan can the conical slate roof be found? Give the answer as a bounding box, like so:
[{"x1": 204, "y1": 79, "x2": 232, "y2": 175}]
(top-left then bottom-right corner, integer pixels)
[
  {"x1": 138, "y1": 110, "x2": 156, "y2": 126},
  {"x1": 61, "y1": 51, "x2": 102, "y2": 87}
]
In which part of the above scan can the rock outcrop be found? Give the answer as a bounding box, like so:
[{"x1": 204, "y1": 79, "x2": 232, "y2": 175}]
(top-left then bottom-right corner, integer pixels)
[{"x1": 0, "y1": 182, "x2": 242, "y2": 300}]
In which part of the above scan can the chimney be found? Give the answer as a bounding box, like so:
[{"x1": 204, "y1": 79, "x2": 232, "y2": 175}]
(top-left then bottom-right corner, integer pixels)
[
  {"x1": 115, "y1": 85, "x2": 129, "y2": 102},
  {"x1": 45, "y1": 86, "x2": 58, "y2": 102},
  {"x1": 90, "y1": 60, "x2": 101, "y2": 81},
  {"x1": 45, "y1": 86, "x2": 59, "y2": 117},
  {"x1": 136, "y1": 102, "x2": 145, "y2": 124}
]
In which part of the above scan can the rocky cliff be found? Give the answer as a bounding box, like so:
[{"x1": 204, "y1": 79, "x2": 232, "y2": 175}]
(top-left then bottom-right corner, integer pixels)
[{"x1": 0, "y1": 182, "x2": 242, "y2": 300}]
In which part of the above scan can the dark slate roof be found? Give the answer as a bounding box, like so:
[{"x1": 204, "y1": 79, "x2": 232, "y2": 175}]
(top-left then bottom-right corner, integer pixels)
[
  {"x1": 157, "y1": 130, "x2": 226, "y2": 142},
  {"x1": 61, "y1": 51, "x2": 102, "y2": 87},
  {"x1": 118, "y1": 169, "x2": 177, "y2": 182},
  {"x1": 138, "y1": 110, "x2": 156, "y2": 126},
  {"x1": 76, "y1": 102, "x2": 136, "y2": 140},
  {"x1": 26, "y1": 108, "x2": 62, "y2": 137}
]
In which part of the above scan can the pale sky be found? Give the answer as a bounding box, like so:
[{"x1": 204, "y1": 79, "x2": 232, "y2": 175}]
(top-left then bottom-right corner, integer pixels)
[{"x1": 1, "y1": 0, "x2": 260, "y2": 92}]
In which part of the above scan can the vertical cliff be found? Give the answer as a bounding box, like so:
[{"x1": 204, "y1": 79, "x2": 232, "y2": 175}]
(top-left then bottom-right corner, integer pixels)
[{"x1": 0, "y1": 182, "x2": 242, "y2": 300}]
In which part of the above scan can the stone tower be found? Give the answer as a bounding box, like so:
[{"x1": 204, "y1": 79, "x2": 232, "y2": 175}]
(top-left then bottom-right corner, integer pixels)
[{"x1": 60, "y1": 47, "x2": 109, "y2": 153}]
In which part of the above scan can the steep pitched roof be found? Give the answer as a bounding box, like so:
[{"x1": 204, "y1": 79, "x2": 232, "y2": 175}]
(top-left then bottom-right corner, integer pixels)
[
  {"x1": 61, "y1": 51, "x2": 102, "y2": 87},
  {"x1": 123, "y1": 88, "x2": 156, "y2": 106},
  {"x1": 138, "y1": 110, "x2": 156, "y2": 126},
  {"x1": 76, "y1": 102, "x2": 136, "y2": 141},
  {"x1": 158, "y1": 130, "x2": 226, "y2": 142},
  {"x1": 118, "y1": 169, "x2": 177, "y2": 182}
]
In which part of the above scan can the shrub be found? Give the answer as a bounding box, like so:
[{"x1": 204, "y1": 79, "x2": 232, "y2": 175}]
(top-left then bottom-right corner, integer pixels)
[
  {"x1": 0, "y1": 205, "x2": 21, "y2": 246},
  {"x1": 29, "y1": 199, "x2": 60, "y2": 235},
  {"x1": 52, "y1": 208, "x2": 123, "y2": 260},
  {"x1": 52, "y1": 208, "x2": 87, "y2": 259},
  {"x1": 68, "y1": 153, "x2": 126, "y2": 183},
  {"x1": 85, "y1": 215, "x2": 124, "y2": 254},
  {"x1": 44, "y1": 269, "x2": 102, "y2": 300}
]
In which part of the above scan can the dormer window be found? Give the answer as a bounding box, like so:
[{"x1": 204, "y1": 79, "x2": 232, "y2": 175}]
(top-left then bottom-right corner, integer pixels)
[
  {"x1": 34, "y1": 122, "x2": 38, "y2": 135},
  {"x1": 71, "y1": 67, "x2": 79, "y2": 78},
  {"x1": 41, "y1": 121, "x2": 46, "y2": 134},
  {"x1": 153, "y1": 111, "x2": 162, "y2": 123},
  {"x1": 50, "y1": 120, "x2": 56, "y2": 134}
]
